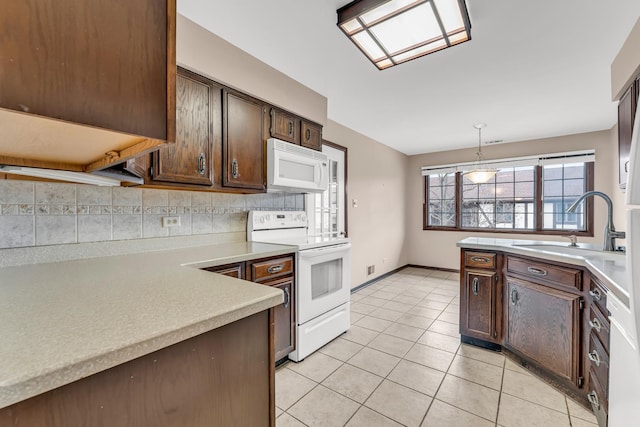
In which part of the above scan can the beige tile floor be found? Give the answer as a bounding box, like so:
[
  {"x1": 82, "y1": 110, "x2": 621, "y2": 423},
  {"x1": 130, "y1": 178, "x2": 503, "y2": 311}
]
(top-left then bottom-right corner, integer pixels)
[{"x1": 275, "y1": 267, "x2": 600, "y2": 427}]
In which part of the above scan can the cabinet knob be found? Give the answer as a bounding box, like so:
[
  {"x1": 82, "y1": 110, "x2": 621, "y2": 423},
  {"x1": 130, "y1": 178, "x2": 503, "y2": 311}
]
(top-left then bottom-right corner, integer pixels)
[
  {"x1": 197, "y1": 153, "x2": 206, "y2": 175},
  {"x1": 306, "y1": 128, "x2": 311, "y2": 141},
  {"x1": 283, "y1": 287, "x2": 290, "y2": 308},
  {"x1": 231, "y1": 159, "x2": 239, "y2": 179},
  {"x1": 472, "y1": 277, "x2": 480, "y2": 295}
]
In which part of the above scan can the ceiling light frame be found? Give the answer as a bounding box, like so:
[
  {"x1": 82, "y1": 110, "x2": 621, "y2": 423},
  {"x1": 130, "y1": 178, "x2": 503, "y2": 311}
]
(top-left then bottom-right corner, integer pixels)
[{"x1": 337, "y1": 0, "x2": 472, "y2": 70}]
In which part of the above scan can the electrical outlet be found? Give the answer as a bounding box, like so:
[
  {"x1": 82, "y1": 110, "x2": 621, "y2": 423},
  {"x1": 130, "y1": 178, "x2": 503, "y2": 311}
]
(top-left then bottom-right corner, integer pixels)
[
  {"x1": 162, "y1": 216, "x2": 181, "y2": 228},
  {"x1": 367, "y1": 265, "x2": 375, "y2": 275}
]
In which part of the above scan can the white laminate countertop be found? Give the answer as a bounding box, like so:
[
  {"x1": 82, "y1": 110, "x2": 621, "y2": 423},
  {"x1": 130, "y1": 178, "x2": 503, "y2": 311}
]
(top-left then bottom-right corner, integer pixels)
[
  {"x1": 0, "y1": 241, "x2": 296, "y2": 409},
  {"x1": 457, "y1": 237, "x2": 628, "y2": 305}
]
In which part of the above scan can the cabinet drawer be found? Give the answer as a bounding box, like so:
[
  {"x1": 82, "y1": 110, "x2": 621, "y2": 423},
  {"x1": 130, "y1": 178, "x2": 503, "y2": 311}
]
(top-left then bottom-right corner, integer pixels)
[
  {"x1": 249, "y1": 256, "x2": 294, "y2": 283},
  {"x1": 203, "y1": 262, "x2": 244, "y2": 279},
  {"x1": 464, "y1": 252, "x2": 496, "y2": 269},
  {"x1": 588, "y1": 304, "x2": 610, "y2": 353},
  {"x1": 589, "y1": 278, "x2": 608, "y2": 316},
  {"x1": 506, "y1": 256, "x2": 581, "y2": 291},
  {"x1": 587, "y1": 367, "x2": 608, "y2": 427},
  {"x1": 588, "y1": 334, "x2": 609, "y2": 395}
]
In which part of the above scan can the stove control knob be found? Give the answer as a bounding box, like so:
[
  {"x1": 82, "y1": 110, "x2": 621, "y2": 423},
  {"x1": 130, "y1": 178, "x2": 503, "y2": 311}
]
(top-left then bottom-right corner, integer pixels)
[
  {"x1": 266, "y1": 214, "x2": 271, "y2": 221},
  {"x1": 259, "y1": 215, "x2": 265, "y2": 223}
]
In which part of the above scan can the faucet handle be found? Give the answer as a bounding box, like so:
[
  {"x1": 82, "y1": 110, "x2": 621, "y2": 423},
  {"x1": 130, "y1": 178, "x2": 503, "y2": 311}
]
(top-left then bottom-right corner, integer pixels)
[
  {"x1": 567, "y1": 235, "x2": 578, "y2": 247},
  {"x1": 611, "y1": 230, "x2": 626, "y2": 239}
]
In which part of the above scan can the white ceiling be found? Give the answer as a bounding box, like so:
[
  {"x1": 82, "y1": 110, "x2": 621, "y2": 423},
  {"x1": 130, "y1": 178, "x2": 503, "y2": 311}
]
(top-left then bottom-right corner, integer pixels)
[{"x1": 178, "y1": 1, "x2": 640, "y2": 155}]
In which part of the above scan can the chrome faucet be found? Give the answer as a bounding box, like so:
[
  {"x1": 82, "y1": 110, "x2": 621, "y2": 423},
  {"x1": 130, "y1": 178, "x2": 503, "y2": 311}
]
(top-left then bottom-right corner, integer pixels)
[{"x1": 566, "y1": 191, "x2": 625, "y2": 252}]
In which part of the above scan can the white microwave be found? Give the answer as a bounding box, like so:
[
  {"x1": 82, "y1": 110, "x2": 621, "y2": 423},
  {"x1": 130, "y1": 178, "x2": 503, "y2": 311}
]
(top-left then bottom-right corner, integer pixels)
[{"x1": 267, "y1": 138, "x2": 328, "y2": 193}]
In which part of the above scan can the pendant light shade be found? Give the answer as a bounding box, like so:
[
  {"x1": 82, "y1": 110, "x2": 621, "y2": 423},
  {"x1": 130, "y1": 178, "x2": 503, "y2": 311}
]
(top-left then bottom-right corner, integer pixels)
[
  {"x1": 337, "y1": 0, "x2": 472, "y2": 70},
  {"x1": 465, "y1": 123, "x2": 497, "y2": 184}
]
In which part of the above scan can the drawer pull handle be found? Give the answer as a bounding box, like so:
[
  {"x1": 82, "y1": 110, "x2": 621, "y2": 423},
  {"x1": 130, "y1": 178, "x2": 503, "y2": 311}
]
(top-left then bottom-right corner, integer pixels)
[
  {"x1": 306, "y1": 128, "x2": 311, "y2": 141},
  {"x1": 510, "y1": 288, "x2": 518, "y2": 305},
  {"x1": 527, "y1": 267, "x2": 547, "y2": 276},
  {"x1": 588, "y1": 350, "x2": 601, "y2": 367},
  {"x1": 472, "y1": 277, "x2": 480, "y2": 295},
  {"x1": 288, "y1": 120, "x2": 294, "y2": 136},
  {"x1": 589, "y1": 289, "x2": 602, "y2": 301},
  {"x1": 587, "y1": 391, "x2": 600, "y2": 410},
  {"x1": 283, "y1": 287, "x2": 290, "y2": 308},
  {"x1": 267, "y1": 265, "x2": 284, "y2": 274},
  {"x1": 589, "y1": 318, "x2": 601, "y2": 332},
  {"x1": 470, "y1": 256, "x2": 490, "y2": 264}
]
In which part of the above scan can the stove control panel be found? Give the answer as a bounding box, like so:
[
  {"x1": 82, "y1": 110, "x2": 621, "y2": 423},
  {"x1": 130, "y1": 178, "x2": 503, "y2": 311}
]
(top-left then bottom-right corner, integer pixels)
[{"x1": 248, "y1": 210, "x2": 307, "y2": 231}]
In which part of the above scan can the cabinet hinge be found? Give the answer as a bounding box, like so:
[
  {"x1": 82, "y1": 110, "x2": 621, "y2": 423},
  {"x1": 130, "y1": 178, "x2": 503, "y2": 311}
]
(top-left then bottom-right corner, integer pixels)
[
  {"x1": 149, "y1": 166, "x2": 153, "y2": 176},
  {"x1": 578, "y1": 376, "x2": 584, "y2": 387},
  {"x1": 493, "y1": 330, "x2": 498, "y2": 338}
]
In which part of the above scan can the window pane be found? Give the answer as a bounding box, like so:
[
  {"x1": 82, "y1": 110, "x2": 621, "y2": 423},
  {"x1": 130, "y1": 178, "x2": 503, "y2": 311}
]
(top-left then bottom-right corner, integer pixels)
[
  {"x1": 426, "y1": 173, "x2": 456, "y2": 228},
  {"x1": 541, "y1": 163, "x2": 588, "y2": 231}
]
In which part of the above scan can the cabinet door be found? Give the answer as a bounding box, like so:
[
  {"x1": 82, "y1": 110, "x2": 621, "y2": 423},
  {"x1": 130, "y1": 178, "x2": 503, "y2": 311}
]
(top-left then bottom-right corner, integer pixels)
[
  {"x1": 618, "y1": 82, "x2": 637, "y2": 189},
  {"x1": 152, "y1": 69, "x2": 219, "y2": 185},
  {"x1": 300, "y1": 120, "x2": 322, "y2": 151},
  {"x1": 223, "y1": 90, "x2": 266, "y2": 190},
  {"x1": 506, "y1": 277, "x2": 582, "y2": 385},
  {"x1": 0, "y1": 0, "x2": 174, "y2": 141},
  {"x1": 270, "y1": 108, "x2": 299, "y2": 143},
  {"x1": 461, "y1": 270, "x2": 500, "y2": 342},
  {"x1": 266, "y1": 277, "x2": 295, "y2": 361}
]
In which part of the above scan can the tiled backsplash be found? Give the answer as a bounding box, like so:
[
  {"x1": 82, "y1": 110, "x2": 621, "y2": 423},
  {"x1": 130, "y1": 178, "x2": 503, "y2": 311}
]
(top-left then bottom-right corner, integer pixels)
[{"x1": 0, "y1": 181, "x2": 304, "y2": 249}]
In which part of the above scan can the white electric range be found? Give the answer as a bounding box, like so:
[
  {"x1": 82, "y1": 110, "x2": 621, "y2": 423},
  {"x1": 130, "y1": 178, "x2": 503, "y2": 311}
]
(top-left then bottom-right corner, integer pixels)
[{"x1": 248, "y1": 211, "x2": 351, "y2": 362}]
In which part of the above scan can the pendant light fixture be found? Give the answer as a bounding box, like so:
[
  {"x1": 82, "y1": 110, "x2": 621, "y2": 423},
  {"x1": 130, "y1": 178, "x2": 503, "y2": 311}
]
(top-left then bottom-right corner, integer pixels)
[
  {"x1": 465, "y1": 123, "x2": 497, "y2": 184},
  {"x1": 337, "y1": 0, "x2": 472, "y2": 70}
]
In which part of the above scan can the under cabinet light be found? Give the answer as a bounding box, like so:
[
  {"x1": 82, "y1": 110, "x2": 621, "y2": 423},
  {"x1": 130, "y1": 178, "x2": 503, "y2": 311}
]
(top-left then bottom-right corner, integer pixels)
[
  {"x1": 0, "y1": 165, "x2": 122, "y2": 186},
  {"x1": 337, "y1": 0, "x2": 472, "y2": 70}
]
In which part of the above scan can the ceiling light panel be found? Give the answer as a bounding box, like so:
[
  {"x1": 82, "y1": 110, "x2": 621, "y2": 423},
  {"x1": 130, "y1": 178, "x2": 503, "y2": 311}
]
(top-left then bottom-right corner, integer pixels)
[{"x1": 337, "y1": 0, "x2": 471, "y2": 70}]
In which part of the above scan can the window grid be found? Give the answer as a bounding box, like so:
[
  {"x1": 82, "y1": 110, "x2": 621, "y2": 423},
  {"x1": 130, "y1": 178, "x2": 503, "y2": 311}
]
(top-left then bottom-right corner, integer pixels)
[{"x1": 423, "y1": 163, "x2": 593, "y2": 235}]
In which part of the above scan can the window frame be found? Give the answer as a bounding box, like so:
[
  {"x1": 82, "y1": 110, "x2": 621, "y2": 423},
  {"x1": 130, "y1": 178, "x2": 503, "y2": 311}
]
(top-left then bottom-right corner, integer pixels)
[{"x1": 422, "y1": 163, "x2": 594, "y2": 236}]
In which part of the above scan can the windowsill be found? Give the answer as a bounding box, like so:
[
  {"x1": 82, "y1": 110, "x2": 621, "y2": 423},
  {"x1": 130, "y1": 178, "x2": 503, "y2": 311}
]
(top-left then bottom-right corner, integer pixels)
[{"x1": 422, "y1": 226, "x2": 594, "y2": 237}]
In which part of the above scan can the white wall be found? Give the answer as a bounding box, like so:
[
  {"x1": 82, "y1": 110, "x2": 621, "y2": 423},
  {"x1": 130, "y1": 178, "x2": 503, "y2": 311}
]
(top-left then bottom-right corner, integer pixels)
[
  {"x1": 324, "y1": 120, "x2": 409, "y2": 288},
  {"x1": 405, "y1": 129, "x2": 618, "y2": 270}
]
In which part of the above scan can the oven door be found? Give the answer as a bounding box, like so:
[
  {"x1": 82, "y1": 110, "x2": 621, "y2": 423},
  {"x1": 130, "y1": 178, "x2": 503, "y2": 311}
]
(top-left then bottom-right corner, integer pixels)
[{"x1": 297, "y1": 243, "x2": 351, "y2": 324}]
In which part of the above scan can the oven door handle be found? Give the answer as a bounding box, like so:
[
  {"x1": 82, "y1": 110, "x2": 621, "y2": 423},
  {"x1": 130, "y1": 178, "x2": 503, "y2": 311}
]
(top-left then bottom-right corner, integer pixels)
[{"x1": 298, "y1": 243, "x2": 351, "y2": 256}]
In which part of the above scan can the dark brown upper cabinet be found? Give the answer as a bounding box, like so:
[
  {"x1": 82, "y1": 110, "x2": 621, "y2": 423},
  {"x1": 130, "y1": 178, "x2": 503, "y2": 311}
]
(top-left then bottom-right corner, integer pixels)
[
  {"x1": 0, "y1": 0, "x2": 176, "y2": 172},
  {"x1": 270, "y1": 108, "x2": 299, "y2": 144},
  {"x1": 223, "y1": 90, "x2": 267, "y2": 191},
  {"x1": 618, "y1": 80, "x2": 637, "y2": 190},
  {"x1": 300, "y1": 120, "x2": 323, "y2": 151},
  {"x1": 151, "y1": 69, "x2": 220, "y2": 186}
]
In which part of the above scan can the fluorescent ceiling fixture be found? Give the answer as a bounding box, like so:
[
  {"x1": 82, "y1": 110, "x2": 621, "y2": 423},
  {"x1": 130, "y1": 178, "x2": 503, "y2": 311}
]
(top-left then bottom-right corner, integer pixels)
[
  {"x1": 337, "y1": 0, "x2": 471, "y2": 70},
  {"x1": 0, "y1": 165, "x2": 122, "y2": 186}
]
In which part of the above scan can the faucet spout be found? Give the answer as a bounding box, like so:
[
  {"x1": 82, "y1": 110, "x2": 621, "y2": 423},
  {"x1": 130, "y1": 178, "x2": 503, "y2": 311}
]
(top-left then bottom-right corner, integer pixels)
[{"x1": 566, "y1": 191, "x2": 624, "y2": 251}]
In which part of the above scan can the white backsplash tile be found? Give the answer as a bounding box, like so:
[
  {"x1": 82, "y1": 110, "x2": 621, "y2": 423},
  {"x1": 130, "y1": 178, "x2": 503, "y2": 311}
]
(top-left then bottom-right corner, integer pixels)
[
  {"x1": 35, "y1": 183, "x2": 76, "y2": 205},
  {"x1": 0, "y1": 181, "x2": 34, "y2": 204},
  {"x1": 0, "y1": 181, "x2": 302, "y2": 249},
  {"x1": 0, "y1": 216, "x2": 35, "y2": 248},
  {"x1": 35, "y1": 216, "x2": 76, "y2": 245}
]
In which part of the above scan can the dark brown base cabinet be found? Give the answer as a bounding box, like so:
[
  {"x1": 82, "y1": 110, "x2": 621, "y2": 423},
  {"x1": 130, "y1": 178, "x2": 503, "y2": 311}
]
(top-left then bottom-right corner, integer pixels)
[
  {"x1": 0, "y1": 311, "x2": 275, "y2": 427},
  {"x1": 505, "y1": 276, "x2": 582, "y2": 385},
  {"x1": 204, "y1": 255, "x2": 295, "y2": 363},
  {"x1": 460, "y1": 249, "x2": 605, "y2": 418}
]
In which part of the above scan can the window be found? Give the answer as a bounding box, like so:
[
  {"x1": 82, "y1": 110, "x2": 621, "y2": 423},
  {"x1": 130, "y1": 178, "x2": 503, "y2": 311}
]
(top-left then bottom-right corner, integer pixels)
[
  {"x1": 424, "y1": 161, "x2": 593, "y2": 235},
  {"x1": 308, "y1": 142, "x2": 347, "y2": 237}
]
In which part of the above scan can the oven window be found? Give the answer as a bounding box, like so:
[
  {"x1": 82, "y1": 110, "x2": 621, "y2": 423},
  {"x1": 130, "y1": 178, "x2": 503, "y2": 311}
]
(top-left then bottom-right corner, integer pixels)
[{"x1": 311, "y1": 258, "x2": 343, "y2": 299}]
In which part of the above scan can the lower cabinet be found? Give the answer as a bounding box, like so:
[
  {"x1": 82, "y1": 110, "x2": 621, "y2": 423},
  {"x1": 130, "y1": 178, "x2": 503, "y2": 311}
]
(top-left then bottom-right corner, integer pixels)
[
  {"x1": 266, "y1": 277, "x2": 295, "y2": 361},
  {"x1": 0, "y1": 311, "x2": 274, "y2": 427},
  {"x1": 461, "y1": 269, "x2": 501, "y2": 343},
  {"x1": 204, "y1": 254, "x2": 295, "y2": 363},
  {"x1": 505, "y1": 276, "x2": 582, "y2": 386}
]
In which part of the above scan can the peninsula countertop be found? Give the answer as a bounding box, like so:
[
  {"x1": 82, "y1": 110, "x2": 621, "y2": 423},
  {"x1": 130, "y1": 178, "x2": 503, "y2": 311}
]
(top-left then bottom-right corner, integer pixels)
[
  {"x1": 457, "y1": 237, "x2": 628, "y2": 306},
  {"x1": 0, "y1": 241, "x2": 296, "y2": 409}
]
